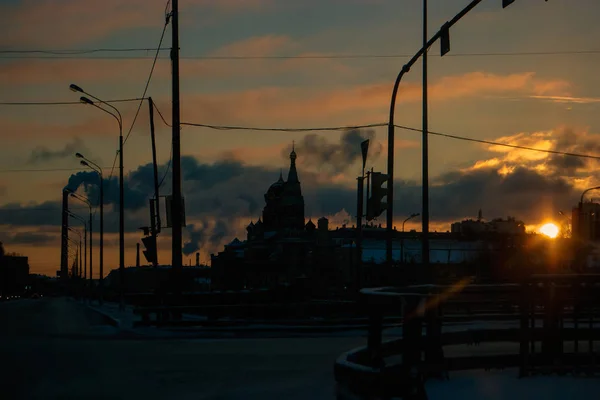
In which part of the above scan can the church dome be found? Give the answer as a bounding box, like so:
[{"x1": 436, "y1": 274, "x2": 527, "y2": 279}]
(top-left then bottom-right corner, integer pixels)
[{"x1": 265, "y1": 172, "x2": 285, "y2": 201}]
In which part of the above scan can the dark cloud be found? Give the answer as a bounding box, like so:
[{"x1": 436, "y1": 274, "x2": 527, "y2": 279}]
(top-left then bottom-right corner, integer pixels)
[
  {"x1": 547, "y1": 154, "x2": 586, "y2": 172},
  {"x1": 8, "y1": 232, "x2": 57, "y2": 246},
  {"x1": 238, "y1": 194, "x2": 259, "y2": 214},
  {"x1": 2, "y1": 140, "x2": 582, "y2": 246},
  {"x1": 287, "y1": 129, "x2": 382, "y2": 173},
  {"x1": 65, "y1": 171, "x2": 100, "y2": 192},
  {"x1": 29, "y1": 138, "x2": 89, "y2": 165},
  {"x1": 0, "y1": 184, "x2": 6, "y2": 197},
  {"x1": 183, "y1": 219, "x2": 233, "y2": 256},
  {"x1": 0, "y1": 201, "x2": 62, "y2": 227}
]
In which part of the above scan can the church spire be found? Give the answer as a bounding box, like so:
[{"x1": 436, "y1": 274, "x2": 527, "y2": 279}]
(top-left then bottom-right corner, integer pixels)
[{"x1": 287, "y1": 141, "x2": 299, "y2": 183}]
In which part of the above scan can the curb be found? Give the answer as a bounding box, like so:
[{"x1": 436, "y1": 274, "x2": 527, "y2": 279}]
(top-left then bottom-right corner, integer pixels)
[{"x1": 85, "y1": 304, "x2": 121, "y2": 328}]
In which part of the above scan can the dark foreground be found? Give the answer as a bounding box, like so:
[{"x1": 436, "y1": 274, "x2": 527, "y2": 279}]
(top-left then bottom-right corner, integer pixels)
[{"x1": 0, "y1": 297, "x2": 364, "y2": 399}]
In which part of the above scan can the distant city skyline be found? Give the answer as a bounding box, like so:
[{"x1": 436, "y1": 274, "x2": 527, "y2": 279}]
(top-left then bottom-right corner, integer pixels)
[{"x1": 1, "y1": 0, "x2": 599, "y2": 275}]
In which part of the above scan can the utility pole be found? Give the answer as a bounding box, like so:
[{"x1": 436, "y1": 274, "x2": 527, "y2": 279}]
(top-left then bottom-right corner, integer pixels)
[
  {"x1": 171, "y1": 0, "x2": 183, "y2": 296},
  {"x1": 136, "y1": 243, "x2": 140, "y2": 267},
  {"x1": 422, "y1": 0, "x2": 430, "y2": 273},
  {"x1": 149, "y1": 97, "x2": 160, "y2": 266},
  {"x1": 60, "y1": 190, "x2": 69, "y2": 281},
  {"x1": 356, "y1": 175, "x2": 365, "y2": 291}
]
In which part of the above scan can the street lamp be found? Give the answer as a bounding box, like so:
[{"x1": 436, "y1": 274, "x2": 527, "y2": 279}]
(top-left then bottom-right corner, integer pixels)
[
  {"x1": 68, "y1": 227, "x2": 83, "y2": 278},
  {"x1": 66, "y1": 235, "x2": 81, "y2": 278},
  {"x1": 578, "y1": 186, "x2": 600, "y2": 240},
  {"x1": 67, "y1": 211, "x2": 87, "y2": 280},
  {"x1": 67, "y1": 190, "x2": 93, "y2": 297},
  {"x1": 70, "y1": 83, "x2": 124, "y2": 310},
  {"x1": 403, "y1": 213, "x2": 420, "y2": 233},
  {"x1": 76, "y1": 153, "x2": 104, "y2": 303},
  {"x1": 401, "y1": 213, "x2": 420, "y2": 264},
  {"x1": 385, "y1": 0, "x2": 544, "y2": 275}
]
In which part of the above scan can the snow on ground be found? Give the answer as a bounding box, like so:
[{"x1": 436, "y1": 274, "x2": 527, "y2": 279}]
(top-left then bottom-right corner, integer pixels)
[{"x1": 426, "y1": 368, "x2": 600, "y2": 400}]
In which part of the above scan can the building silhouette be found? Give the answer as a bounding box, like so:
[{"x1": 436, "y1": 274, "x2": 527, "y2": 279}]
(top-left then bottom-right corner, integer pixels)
[{"x1": 262, "y1": 144, "x2": 305, "y2": 232}]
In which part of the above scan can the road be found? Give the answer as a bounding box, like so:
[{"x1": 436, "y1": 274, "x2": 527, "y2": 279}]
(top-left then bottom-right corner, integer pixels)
[{"x1": 0, "y1": 297, "x2": 365, "y2": 399}]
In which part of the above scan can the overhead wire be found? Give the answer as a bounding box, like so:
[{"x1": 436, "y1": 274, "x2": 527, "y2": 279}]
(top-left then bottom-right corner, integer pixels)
[
  {"x1": 0, "y1": 167, "x2": 114, "y2": 173},
  {"x1": 180, "y1": 121, "x2": 600, "y2": 161},
  {"x1": 122, "y1": 0, "x2": 171, "y2": 146},
  {"x1": 2, "y1": 49, "x2": 600, "y2": 60},
  {"x1": 0, "y1": 98, "x2": 146, "y2": 106},
  {"x1": 158, "y1": 144, "x2": 173, "y2": 189},
  {"x1": 0, "y1": 48, "x2": 169, "y2": 55},
  {"x1": 153, "y1": 102, "x2": 172, "y2": 127},
  {"x1": 394, "y1": 124, "x2": 600, "y2": 161},
  {"x1": 180, "y1": 122, "x2": 387, "y2": 132},
  {"x1": 151, "y1": 102, "x2": 173, "y2": 188}
]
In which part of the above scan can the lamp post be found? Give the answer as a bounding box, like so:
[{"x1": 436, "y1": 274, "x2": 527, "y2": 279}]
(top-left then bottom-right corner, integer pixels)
[
  {"x1": 66, "y1": 235, "x2": 81, "y2": 278},
  {"x1": 76, "y1": 153, "x2": 104, "y2": 304},
  {"x1": 67, "y1": 210, "x2": 87, "y2": 280},
  {"x1": 401, "y1": 213, "x2": 420, "y2": 264},
  {"x1": 68, "y1": 227, "x2": 83, "y2": 278},
  {"x1": 68, "y1": 191, "x2": 93, "y2": 299},
  {"x1": 70, "y1": 83, "x2": 123, "y2": 309},
  {"x1": 578, "y1": 186, "x2": 600, "y2": 240},
  {"x1": 385, "y1": 0, "x2": 542, "y2": 277}
]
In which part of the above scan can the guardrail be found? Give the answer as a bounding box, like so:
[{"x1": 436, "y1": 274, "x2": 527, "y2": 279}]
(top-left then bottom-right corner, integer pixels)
[{"x1": 334, "y1": 276, "x2": 600, "y2": 398}]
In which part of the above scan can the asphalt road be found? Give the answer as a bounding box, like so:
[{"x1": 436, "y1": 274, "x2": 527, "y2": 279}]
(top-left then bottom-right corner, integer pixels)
[{"x1": 0, "y1": 297, "x2": 365, "y2": 400}]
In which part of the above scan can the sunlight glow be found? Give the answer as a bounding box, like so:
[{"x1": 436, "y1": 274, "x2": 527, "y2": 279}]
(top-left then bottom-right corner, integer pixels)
[{"x1": 539, "y1": 223, "x2": 560, "y2": 239}]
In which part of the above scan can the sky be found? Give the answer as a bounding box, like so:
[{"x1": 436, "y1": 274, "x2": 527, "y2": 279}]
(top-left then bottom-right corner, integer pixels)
[{"x1": 1, "y1": 0, "x2": 600, "y2": 276}]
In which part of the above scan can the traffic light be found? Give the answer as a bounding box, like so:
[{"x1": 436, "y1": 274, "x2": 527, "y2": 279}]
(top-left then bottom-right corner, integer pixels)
[
  {"x1": 141, "y1": 235, "x2": 158, "y2": 265},
  {"x1": 502, "y1": 0, "x2": 515, "y2": 8},
  {"x1": 366, "y1": 172, "x2": 388, "y2": 221},
  {"x1": 440, "y1": 23, "x2": 450, "y2": 57}
]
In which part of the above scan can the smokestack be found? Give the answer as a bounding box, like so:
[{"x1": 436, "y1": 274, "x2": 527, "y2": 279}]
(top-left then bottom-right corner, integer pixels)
[
  {"x1": 196, "y1": 252, "x2": 200, "y2": 267},
  {"x1": 60, "y1": 190, "x2": 69, "y2": 280},
  {"x1": 136, "y1": 243, "x2": 140, "y2": 267}
]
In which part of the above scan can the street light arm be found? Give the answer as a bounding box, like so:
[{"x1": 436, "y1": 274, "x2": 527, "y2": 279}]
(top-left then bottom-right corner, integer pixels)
[
  {"x1": 70, "y1": 192, "x2": 92, "y2": 210},
  {"x1": 580, "y1": 186, "x2": 600, "y2": 205},
  {"x1": 89, "y1": 102, "x2": 123, "y2": 133},
  {"x1": 67, "y1": 226, "x2": 82, "y2": 238},
  {"x1": 81, "y1": 90, "x2": 123, "y2": 126},
  {"x1": 67, "y1": 210, "x2": 86, "y2": 225},
  {"x1": 83, "y1": 158, "x2": 103, "y2": 175},
  {"x1": 389, "y1": 0, "x2": 483, "y2": 127}
]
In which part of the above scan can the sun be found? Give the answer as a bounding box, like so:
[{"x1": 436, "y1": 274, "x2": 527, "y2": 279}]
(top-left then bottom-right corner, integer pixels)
[{"x1": 539, "y1": 223, "x2": 560, "y2": 239}]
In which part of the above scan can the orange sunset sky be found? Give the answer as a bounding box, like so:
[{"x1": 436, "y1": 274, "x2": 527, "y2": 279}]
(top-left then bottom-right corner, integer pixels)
[{"x1": 1, "y1": 0, "x2": 600, "y2": 276}]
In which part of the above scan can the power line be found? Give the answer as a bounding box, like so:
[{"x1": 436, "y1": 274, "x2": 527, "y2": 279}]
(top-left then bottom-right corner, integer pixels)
[
  {"x1": 153, "y1": 102, "x2": 172, "y2": 127},
  {"x1": 394, "y1": 125, "x2": 600, "y2": 161},
  {"x1": 2, "y1": 49, "x2": 600, "y2": 60},
  {"x1": 122, "y1": 13, "x2": 170, "y2": 145},
  {"x1": 0, "y1": 167, "x2": 114, "y2": 173},
  {"x1": 180, "y1": 122, "x2": 387, "y2": 132},
  {"x1": 0, "y1": 98, "x2": 146, "y2": 106},
  {"x1": 158, "y1": 144, "x2": 173, "y2": 189},
  {"x1": 0, "y1": 207, "x2": 90, "y2": 212},
  {"x1": 0, "y1": 48, "x2": 169, "y2": 55},
  {"x1": 180, "y1": 120, "x2": 600, "y2": 160}
]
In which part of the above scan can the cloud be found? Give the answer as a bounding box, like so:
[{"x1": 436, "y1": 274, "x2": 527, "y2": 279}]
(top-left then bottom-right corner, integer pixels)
[
  {"x1": 183, "y1": 220, "x2": 231, "y2": 256},
  {"x1": 0, "y1": 115, "x2": 125, "y2": 141},
  {"x1": 211, "y1": 35, "x2": 292, "y2": 57},
  {"x1": 29, "y1": 138, "x2": 89, "y2": 165},
  {"x1": 286, "y1": 128, "x2": 382, "y2": 174},
  {"x1": 0, "y1": 0, "x2": 270, "y2": 47},
  {"x1": 0, "y1": 184, "x2": 5, "y2": 197},
  {"x1": 2, "y1": 125, "x2": 594, "y2": 250},
  {"x1": 474, "y1": 126, "x2": 600, "y2": 190},
  {"x1": 178, "y1": 72, "x2": 573, "y2": 125},
  {"x1": 528, "y1": 95, "x2": 600, "y2": 104},
  {"x1": 1, "y1": 231, "x2": 57, "y2": 246}
]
